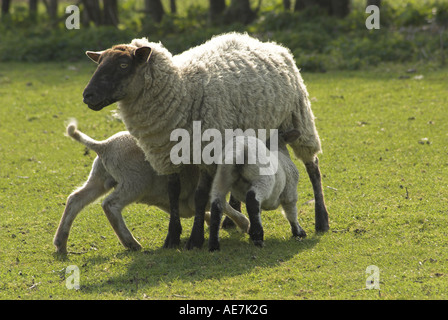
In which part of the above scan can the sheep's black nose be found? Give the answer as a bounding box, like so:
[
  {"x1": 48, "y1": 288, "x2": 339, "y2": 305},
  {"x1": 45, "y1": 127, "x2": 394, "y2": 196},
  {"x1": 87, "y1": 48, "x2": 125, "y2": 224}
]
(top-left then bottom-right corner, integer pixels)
[{"x1": 83, "y1": 89, "x2": 95, "y2": 104}]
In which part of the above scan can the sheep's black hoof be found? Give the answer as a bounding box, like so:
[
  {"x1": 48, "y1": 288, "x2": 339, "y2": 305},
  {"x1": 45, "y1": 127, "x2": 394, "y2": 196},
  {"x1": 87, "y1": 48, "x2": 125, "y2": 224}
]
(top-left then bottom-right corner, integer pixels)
[
  {"x1": 315, "y1": 208, "x2": 330, "y2": 233},
  {"x1": 315, "y1": 225, "x2": 330, "y2": 233},
  {"x1": 185, "y1": 235, "x2": 204, "y2": 250},
  {"x1": 252, "y1": 239, "x2": 264, "y2": 248},
  {"x1": 163, "y1": 233, "x2": 180, "y2": 249},
  {"x1": 208, "y1": 241, "x2": 220, "y2": 252}
]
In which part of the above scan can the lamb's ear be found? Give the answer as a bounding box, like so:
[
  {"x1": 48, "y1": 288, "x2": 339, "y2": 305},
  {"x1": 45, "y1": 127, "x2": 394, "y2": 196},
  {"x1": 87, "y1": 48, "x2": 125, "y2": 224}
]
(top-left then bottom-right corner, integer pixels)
[
  {"x1": 86, "y1": 51, "x2": 102, "y2": 64},
  {"x1": 134, "y1": 46, "x2": 152, "y2": 63},
  {"x1": 281, "y1": 129, "x2": 301, "y2": 143}
]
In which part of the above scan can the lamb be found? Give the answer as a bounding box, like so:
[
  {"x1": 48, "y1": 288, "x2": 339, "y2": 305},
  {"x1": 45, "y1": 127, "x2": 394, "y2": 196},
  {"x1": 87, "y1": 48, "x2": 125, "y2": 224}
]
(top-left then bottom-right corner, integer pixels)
[
  {"x1": 208, "y1": 129, "x2": 307, "y2": 251},
  {"x1": 82, "y1": 32, "x2": 330, "y2": 250},
  {"x1": 53, "y1": 121, "x2": 249, "y2": 254}
]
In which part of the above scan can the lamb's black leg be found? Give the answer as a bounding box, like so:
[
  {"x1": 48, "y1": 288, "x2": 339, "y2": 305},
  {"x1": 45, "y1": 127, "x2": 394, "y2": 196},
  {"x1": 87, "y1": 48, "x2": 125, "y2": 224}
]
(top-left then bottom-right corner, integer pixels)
[
  {"x1": 221, "y1": 194, "x2": 240, "y2": 229},
  {"x1": 185, "y1": 170, "x2": 212, "y2": 250},
  {"x1": 246, "y1": 190, "x2": 264, "y2": 247},
  {"x1": 163, "y1": 173, "x2": 182, "y2": 248},
  {"x1": 305, "y1": 157, "x2": 330, "y2": 233},
  {"x1": 208, "y1": 199, "x2": 223, "y2": 252}
]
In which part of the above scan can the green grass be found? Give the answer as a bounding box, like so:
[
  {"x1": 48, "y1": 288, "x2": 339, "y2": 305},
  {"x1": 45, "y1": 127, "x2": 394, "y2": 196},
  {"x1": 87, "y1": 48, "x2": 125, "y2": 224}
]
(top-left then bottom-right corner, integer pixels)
[{"x1": 0, "y1": 62, "x2": 447, "y2": 300}]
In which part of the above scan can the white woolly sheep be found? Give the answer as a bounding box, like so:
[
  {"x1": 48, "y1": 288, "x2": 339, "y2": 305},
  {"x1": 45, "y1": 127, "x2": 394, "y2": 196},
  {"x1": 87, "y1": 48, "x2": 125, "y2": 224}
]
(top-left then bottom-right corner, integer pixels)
[
  {"x1": 82, "y1": 32, "x2": 329, "y2": 250},
  {"x1": 208, "y1": 129, "x2": 307, "y2": 251},
  {"x1": 53, "y1": 121, "x2": 249, "y2": 254}
]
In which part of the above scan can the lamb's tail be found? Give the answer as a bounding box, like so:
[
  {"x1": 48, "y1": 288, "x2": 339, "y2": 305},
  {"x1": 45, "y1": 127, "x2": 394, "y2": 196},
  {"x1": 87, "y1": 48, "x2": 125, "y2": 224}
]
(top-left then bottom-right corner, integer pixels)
[{"x1": 66, "y1": 119, "x2": 105, "y2": 155}]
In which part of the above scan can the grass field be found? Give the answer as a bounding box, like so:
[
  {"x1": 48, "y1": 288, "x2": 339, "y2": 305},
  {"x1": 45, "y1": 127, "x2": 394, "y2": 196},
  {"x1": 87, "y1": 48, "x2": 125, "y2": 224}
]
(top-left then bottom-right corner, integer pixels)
[{"x1": 0, "y1": 61, "x2": 447, "y2": 300}]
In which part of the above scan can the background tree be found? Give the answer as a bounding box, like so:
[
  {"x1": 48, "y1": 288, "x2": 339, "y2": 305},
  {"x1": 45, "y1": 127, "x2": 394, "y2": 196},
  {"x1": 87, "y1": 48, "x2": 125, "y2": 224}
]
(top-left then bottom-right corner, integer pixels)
[
  {"x1": 224, "y1": 0, "x2": 261, "y2": 25},
  {"x1": 295, "y1": 0, "x2": 350, "y2": 18},
  {"x1": 209, "y1": 0, "x2": 226, "y2": 23},
  {"x1": 170, "y1": 0, "x2": 177, "y2": 14},
  {"x1": 42, "y1": 0, "x2": 58, "y2": 21},
  {"x1": 29, "y1": 0, "x2": 38, "y2": 20},
  {"x1": 82, "y1": 0, "x2": 102, "y2": 26},
  {"x1": 1, "y1": 0, "x2": 11, "y2": 17},
  {"x1": 367, "y1": 0, "x2": 381, "y2": 8},
  {"x1": 81, "y1": 0, "x2": 119, "y2": 27},
  {"x1": 145, "y1": 0, "x2": 165, "y2": 23},
  {"x1": 103, "y1": 0, "x2": 119, "y2": 26}
]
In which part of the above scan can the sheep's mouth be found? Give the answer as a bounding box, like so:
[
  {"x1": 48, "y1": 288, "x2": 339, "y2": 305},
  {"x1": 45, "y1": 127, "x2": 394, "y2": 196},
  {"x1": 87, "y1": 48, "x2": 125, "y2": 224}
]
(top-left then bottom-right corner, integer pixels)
[{"x1": 86, "y1": 99, "x2": 116, "y2": 111}]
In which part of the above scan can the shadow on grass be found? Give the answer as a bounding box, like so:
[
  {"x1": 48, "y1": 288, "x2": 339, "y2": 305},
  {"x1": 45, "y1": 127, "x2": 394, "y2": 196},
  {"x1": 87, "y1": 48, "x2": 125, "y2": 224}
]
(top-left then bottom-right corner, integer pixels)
[{"x1": 79, "y1": 231, "x2": 321, "y2": 296}]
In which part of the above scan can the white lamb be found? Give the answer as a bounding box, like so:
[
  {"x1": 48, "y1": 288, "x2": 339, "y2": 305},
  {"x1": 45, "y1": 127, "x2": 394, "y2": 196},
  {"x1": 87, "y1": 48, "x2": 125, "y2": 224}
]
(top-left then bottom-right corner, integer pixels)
[
  {"x1": 208, "y1": 129, "x2": 307, "y2": 251},
  {"x1": 82, "y1": 32, "x2": 329, "y2": 250},
  {"x1": 53, "y1": 121, "x2": 249, "y2": 254}
]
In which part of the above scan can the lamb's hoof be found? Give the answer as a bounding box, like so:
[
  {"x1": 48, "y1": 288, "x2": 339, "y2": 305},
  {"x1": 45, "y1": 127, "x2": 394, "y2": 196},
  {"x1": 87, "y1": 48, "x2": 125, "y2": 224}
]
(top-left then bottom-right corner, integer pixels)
[
  {"x1": 54, "y1": 246, "x2": 68, "y2": 255},
  {"x1": 293, "y1": 229, "x2": 307, "y2": 239},
  {"x1": 221, "y1": 217, "x2": 236, "y2": 229},
  {"x1": 126, "y1": 243, "x2": 142, "y2": 251}
]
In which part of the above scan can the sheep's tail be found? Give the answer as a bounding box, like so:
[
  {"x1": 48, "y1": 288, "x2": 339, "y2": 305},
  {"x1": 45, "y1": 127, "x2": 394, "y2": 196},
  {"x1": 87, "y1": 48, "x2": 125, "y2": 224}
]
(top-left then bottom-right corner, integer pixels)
[{"x1": 66, "y1": 119, "x2": 105, "y2": 155}]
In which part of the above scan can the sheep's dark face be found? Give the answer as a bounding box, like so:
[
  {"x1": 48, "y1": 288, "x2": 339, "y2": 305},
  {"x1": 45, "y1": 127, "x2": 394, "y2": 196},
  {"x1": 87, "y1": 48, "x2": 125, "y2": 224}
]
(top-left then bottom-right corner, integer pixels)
[{"x1": 83, "y1": 45, "x2": 152, "y2": 111}]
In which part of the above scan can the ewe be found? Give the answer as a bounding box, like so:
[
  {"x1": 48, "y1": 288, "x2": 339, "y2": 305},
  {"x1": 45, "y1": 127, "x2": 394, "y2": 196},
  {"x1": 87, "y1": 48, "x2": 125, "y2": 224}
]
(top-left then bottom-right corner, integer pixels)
[{"x1": 83, "y1": 32, "x2": 329, "y2": 249}]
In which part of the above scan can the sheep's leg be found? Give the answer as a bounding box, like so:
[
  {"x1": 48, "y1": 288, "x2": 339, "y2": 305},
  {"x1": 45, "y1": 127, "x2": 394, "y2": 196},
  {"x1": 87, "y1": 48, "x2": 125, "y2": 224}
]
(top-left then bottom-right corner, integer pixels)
[
  {"x1": 246, "y1": 190, "x2": 264, "y2": 247},
  {"x1": 102, "y1": 191, "x2": 142, "y2": 251},
  {"x1": 305, "y1": 157, "x2": 330, "y2": 232},
  {"x1": 209, "y1": 199, "x2": 223, "y2": 252},
  {"x1": 163, "y1": 173, "x2": 182, "y2": 248},
  {"x1": 281, "y1": 202, "x2": 307, "y2": 239},
  {"x1": 186, "y1": 170, "x2": 212, "y2": 250},
  {"x1": 54, "y1": 170, "x2": 109, "y2": 254},
  {"x1": 221, "y1": 194, "x2": 239, "y2": 229},
  {"x1": 223, "y1": 202, "x2": 250, "y2": 233}
]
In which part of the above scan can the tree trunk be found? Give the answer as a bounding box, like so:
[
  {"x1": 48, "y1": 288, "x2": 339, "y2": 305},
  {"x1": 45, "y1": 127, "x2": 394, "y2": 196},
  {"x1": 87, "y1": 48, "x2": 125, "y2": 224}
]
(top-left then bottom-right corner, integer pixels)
[
  {"x1": 47, "y1": 0, "x2": 58, "y2": 20},
  {"x1": 170, "y1": 0, "x2": 177, "y2": 14},
  {"x1": 145, "y1": 0, "x2": 165, "y2": 23},
  {"x1": 209, "y1": 0, "x2": 226, "y2": 23},
  {"x1": 294, "y1": 0, "x2": 330, "y2": 13},
  {"x1": 103, "y1": 0, "x2": 119, "y2": 26},
  {"x1": 283, "y1": 0, "x2": 291, "y2": 11},
  {"x1": 82, "y1": 0, "x2": 102, "y2": 25},
  {"x1": 1, "y1": 0, "x2": 11, "y2": 16},
  {"x1": 224, "y1": 0, "x2": 258, "y2": 25},
  {"x1": 295, "y1": 0, "x2": 350, "y2": 18},
  {"x1": 30, "y1": 0, "x2": 38, "y2": 14},
  {"x1": 367, "y1": 0, "x2": 381, "y2": 8},
  {"x1": 29, "y1": 0, "x2": 38, "y2": 20},
  {"x1": 331, "y1": 0, "x2": 350, "y2": 18}
]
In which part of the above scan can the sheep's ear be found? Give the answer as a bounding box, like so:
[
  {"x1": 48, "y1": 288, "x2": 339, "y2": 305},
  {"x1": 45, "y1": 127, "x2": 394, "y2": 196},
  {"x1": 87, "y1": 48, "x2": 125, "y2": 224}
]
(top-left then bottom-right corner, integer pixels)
[
  {"x1": 134, "y1": 46, "x2": 152, "y2": 63},
  {"x1": 281, "y1": 129, "x2": 301, "y2": 143},
  {"x1": 86, "y1": 51, "x2": 102, "y2": 64}
]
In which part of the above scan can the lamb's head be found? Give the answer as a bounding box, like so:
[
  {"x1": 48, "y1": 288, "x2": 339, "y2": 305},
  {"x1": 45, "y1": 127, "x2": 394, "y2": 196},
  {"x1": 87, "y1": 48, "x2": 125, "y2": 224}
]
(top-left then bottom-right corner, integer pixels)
[
  {"x1": 266, "y1": 129, "x2": 301, "y2": 154},
  {"x1": 83, "y1": 44, "x2": 152, "y2": 111}
]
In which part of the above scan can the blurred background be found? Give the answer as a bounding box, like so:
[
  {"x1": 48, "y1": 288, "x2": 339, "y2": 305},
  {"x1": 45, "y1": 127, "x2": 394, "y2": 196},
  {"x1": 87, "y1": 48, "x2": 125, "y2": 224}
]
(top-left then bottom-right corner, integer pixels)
[{"x1": 0, "y1": 0, "x2": 447, "y2": 71}]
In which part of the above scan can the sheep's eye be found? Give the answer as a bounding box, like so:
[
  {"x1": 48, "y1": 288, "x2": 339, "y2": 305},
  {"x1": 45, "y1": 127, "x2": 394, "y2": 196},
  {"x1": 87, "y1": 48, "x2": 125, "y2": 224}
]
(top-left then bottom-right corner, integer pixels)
[{"x1": 120, "y1": 63, "x2": 128, "y2": 69}]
